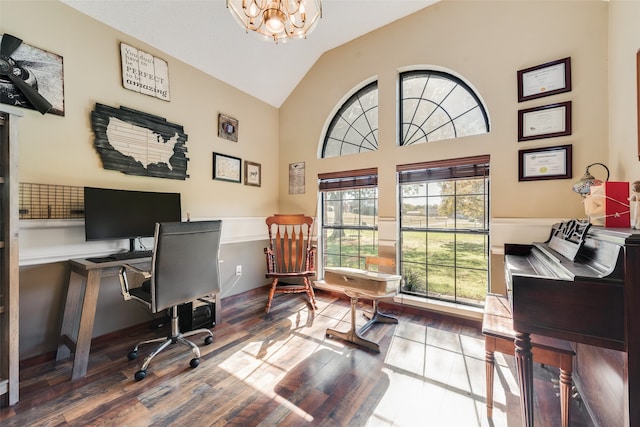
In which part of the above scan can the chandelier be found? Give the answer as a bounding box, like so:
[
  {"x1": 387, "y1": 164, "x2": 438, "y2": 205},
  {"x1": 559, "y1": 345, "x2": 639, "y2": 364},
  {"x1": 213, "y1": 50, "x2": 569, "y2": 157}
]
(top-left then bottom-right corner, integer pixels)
[{"x1": 226, "y1": 0, "x2": 322, "y2": 43}]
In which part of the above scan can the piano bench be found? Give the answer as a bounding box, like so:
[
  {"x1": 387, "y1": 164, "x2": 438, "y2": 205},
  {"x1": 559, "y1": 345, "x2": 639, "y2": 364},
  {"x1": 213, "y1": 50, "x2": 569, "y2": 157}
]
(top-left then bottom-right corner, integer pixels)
[{"x1": 482, "y1": 294, "x2": 575, "y2": 427}]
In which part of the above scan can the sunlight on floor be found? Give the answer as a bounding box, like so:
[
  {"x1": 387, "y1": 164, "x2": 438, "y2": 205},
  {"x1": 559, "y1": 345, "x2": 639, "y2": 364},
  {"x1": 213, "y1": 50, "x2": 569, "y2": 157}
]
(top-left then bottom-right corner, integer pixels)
[{"x1": 217, "y1": 302, "x2": 519, "y2": 427}]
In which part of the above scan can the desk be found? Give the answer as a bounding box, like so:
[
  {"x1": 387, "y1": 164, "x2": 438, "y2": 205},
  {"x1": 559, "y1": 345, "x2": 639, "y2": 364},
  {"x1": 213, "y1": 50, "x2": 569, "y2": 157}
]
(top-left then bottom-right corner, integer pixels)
[{"x1": 56, "y1": 257, "x2": 221, "y2": 380}]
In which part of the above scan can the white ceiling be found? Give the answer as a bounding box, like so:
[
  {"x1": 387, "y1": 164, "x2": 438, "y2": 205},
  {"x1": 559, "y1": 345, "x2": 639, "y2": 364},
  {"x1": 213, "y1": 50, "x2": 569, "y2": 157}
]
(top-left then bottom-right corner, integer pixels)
[{"x1": 61, "y1": 0, "x2": 438, "y2": 107}]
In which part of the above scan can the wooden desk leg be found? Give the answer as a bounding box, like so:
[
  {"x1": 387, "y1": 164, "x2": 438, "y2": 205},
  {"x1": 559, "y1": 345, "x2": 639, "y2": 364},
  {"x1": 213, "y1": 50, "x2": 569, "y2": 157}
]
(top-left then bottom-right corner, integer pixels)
[
  {"x1": 485, "y1": 338, "x2": 496, "y2": 418},
  {"x1": 70, "y1": 269, "x2": 102, "y2": 380},
  {"x1": 56, "y1": 269, "x2": 86, "y2": 362},
  {"x1": 515, "y1": 331, "x2": 534, "y2": 427}
]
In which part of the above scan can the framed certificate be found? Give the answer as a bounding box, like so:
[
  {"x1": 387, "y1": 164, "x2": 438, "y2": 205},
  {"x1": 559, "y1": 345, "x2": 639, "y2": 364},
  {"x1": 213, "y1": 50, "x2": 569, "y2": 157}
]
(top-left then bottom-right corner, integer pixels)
[
  {"x1": 518, "y1": 144, "x2": 572, "y2": 181},
  {"x1": 517, "y1": 57, "x2": 571, "y2": 102},
  {"x1": 213, "y1": 152, "x2": 241, "y2": 183},
  {"x1": 518, "y1": 101, "x2": 571, "y2": 142}
]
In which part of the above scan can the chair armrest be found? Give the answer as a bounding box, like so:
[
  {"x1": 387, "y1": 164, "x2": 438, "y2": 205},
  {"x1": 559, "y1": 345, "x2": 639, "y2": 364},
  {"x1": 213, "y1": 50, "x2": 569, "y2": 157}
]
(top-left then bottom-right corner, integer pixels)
[
  {"x1": 122, "y1": 263, "x2": 152, "y2": 278},
  {"x1": 118, "y1": 263, "x2": 151, "y2": 301}
]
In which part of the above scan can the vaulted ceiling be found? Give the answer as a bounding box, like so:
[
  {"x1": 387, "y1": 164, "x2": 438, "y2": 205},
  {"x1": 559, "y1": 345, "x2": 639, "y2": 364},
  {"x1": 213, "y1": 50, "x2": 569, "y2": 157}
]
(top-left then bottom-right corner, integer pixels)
[{"x1": 61, "y1": 0, "x2": 439, "y2": 107}]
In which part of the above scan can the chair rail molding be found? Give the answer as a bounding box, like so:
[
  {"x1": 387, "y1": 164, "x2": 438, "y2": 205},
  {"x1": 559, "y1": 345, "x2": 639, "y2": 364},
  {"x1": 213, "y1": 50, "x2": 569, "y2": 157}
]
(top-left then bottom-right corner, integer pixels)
[{"x1": 19, "y1": 216, "x2": 268, "y2": 266}]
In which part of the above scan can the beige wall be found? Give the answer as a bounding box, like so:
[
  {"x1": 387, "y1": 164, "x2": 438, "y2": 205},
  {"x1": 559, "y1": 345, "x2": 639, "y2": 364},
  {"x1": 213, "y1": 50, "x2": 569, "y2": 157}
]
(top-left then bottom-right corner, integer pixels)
[
  {"x1": 609, "y1": 0, "x2": 640, "y2": 183},
  {"x1": 280, "y1": 0, "x2": 609, "y2": 221},
  {"x1": 3, "y1": 0, "x2": 634, "y2": 357},
  {"x1": 2, "y1": 0, "x2": 279, "y2": 358},
  {"x1": 2, "y1": 0, "x2": 280, "y2": 218}
]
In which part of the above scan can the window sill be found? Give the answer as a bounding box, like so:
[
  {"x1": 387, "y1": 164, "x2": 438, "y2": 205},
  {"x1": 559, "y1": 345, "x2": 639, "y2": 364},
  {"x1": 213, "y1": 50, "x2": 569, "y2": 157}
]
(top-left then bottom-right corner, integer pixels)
[
  {"x1": 392, "y1": 294, "x2": 483, "y2": 322},
  {"x1": 315, "y1": 280, "x2": 483, "y2": 322}
]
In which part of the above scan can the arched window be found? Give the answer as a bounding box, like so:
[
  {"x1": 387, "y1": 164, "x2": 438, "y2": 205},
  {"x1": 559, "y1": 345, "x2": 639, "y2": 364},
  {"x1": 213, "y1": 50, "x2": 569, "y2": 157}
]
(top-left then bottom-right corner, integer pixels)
[
  {"x1": 321, "y1": 81, "x2": 378, "y2": 158},
  {"x1": 400, "y1": 70, "x2": 489, "y2": 146}
]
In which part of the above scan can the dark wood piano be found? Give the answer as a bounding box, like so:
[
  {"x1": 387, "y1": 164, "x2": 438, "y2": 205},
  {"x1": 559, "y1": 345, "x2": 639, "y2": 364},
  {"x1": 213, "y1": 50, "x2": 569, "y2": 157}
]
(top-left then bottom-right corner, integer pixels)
[{"x1": 504, "y1": 219, "x2": 640, "y2": 427}]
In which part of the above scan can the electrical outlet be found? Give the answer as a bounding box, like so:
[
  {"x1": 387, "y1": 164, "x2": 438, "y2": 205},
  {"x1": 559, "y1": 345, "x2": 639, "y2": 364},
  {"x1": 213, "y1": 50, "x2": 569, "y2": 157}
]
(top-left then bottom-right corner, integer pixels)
[{"x1": 235, "y1": 265, "x2": 242, "y2": 276}]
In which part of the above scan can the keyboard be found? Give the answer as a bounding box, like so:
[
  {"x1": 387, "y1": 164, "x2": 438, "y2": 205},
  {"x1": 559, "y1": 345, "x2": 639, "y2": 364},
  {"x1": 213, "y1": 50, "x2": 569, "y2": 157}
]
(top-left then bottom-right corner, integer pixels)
[
  {"x1": 87, "y1": 250, "x2": 153, "y2": 263},
  {"x1": 109, "y1": 250, "x2": 153, "y2": 260}
]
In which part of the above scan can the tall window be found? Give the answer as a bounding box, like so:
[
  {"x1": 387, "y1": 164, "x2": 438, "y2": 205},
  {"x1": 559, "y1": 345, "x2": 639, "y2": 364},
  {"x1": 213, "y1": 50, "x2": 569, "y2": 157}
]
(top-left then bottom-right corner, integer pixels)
[
  {"x1": 400, "y1": 70, "x2": 489, "y2": 146},
  {"x1": 398, "y1": 156, "x2": 489, "y2": 306},
  {"x1": 321, "y1": 81, "x2": 378, "y2": 158},
  {"x1": 319, "y1": 169, "x2": 378, "y2": 269}
]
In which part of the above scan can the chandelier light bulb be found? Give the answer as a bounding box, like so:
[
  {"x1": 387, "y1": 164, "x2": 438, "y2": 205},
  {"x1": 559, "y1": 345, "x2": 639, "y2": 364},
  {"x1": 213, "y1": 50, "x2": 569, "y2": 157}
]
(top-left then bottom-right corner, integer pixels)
[
  {"x1": 227, "y1": 0, "x2": 322, "y2": 43},
  {"x1": 265, "y1": 9, "x2": 285, "y2": 33}
]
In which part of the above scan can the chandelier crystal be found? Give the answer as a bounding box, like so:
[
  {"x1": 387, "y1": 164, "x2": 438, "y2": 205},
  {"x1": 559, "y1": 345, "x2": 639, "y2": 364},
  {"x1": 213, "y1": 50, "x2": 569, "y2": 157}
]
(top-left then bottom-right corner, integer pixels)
[{"x1": 227, "y1": 0, "x2": 322, "y2": 43}]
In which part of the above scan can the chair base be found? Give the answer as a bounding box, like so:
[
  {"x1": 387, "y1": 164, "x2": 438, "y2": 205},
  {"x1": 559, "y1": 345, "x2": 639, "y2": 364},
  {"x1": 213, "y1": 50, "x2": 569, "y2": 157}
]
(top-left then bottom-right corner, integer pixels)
[
  {"x1": 265, "y1": 277, "x2": 317, "y2": 313},
  {"x1": 128, "y1": 307, "x2": 213, "y2": 380},
  {"x1": 326, "y1": 292, "x2": 398, "y2": 353}
]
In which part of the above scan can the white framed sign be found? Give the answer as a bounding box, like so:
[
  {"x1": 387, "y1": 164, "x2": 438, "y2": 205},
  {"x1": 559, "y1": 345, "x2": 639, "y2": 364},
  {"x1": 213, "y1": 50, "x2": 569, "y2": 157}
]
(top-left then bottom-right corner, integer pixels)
[{"x1": 120, "y1": 43, "x2": 170, "y2": 101}]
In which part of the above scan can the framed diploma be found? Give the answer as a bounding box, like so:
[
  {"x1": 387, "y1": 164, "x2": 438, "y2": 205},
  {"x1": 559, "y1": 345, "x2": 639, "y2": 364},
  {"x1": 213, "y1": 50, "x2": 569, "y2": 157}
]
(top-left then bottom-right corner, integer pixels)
[
  {"x1": 517, "y1": 57, "x2": 571, "y2": 102},
  {"x1": 518, "y1": 101, "x2": 571, "y2": 142},
  {"x1": 518, "y1": 144, "x2": 572, "y2": 181}
]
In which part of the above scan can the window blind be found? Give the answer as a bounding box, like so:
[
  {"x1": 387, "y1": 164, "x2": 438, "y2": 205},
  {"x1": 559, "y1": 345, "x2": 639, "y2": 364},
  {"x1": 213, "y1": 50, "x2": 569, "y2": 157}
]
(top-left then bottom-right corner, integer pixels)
[
  {"x1": 397, "y1": 155, "x2": 490, "y2": 183},
  {"x1": 318, "y1": 168, "x2": 378, "y2": 191}
]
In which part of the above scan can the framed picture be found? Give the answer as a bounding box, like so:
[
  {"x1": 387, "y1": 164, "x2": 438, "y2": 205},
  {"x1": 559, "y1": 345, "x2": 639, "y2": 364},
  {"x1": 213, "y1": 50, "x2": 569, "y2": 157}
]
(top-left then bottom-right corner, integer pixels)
[
  {"x1": 289, "y1": 162, "x2": 305, "y2": 194},
  {"x1": 213, "y1": 152, "x2": 241, "y2": 183},
  {"x1": 218, "y1": 114, "x2": 239, "y2": 142},
  {"x1": 518, "y1": 101, "x2": 571, "y2": 142},
  {"x1": 518, "y1": 144, "x2": 572, "y2": 181},
  {"x1": 120, "y1": 43, "x2": 170, "y2": 101},
  {"x1": 517, "y1": 57, "x2": 571, "y2": 102},
  {"x1": 244, "y1": 161, "x2": 261, "y2": 187},
  {"x1": 0, "y1": 34, "x2": 65, "y2": 115}
]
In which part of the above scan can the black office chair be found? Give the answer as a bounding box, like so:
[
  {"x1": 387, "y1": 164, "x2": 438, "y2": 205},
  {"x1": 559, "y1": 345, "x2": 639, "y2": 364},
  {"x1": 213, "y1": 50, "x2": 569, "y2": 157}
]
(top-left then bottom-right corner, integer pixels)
[{"x1": 119, "y1": 220, "x2": 222, "y2": 381}]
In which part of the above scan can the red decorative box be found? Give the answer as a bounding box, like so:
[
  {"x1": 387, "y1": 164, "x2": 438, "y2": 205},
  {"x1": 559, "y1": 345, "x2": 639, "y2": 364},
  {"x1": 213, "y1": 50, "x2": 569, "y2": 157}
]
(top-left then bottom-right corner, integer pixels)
[{"x1": 585, "y1": 182, "x2": 630, "y2": 227}]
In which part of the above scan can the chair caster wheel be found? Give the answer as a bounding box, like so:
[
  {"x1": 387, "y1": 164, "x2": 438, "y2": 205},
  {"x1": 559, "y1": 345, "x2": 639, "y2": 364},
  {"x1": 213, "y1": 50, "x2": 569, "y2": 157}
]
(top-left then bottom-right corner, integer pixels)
[
  {"x1": 204, "y1": 336, "x2": 213, "y2": 345},
  {"x1": 190, "y1": 358, "x2": 200, "y2": 368},
  {"x1": 127, "y1": 350, "x2": 138, "y2": 361},
  {"x1": 134, "y1": 370, "x2": 147, "y2": 381}
]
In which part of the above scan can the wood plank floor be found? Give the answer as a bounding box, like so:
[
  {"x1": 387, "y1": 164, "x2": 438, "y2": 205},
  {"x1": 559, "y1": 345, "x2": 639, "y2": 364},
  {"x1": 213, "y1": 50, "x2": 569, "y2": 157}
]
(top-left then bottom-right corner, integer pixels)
[{"x1": 1, "y1": 288, "x2": 593, "y2": 426}]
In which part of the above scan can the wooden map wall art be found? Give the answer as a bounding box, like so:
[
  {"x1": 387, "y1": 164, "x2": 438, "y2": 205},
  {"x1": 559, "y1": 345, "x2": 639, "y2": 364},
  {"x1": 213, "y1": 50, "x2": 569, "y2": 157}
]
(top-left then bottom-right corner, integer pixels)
[{"x1": 91, "y1": 103, "x2": 189, "y2": 180}]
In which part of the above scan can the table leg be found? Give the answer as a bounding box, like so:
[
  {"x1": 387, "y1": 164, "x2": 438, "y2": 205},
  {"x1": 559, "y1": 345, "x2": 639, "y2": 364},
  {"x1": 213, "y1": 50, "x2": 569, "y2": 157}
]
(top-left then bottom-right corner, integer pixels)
[
  {"x1": 70, "y1": 269, "x2": 102, "y2": 380},
  {"x1": 56, "y1": 269, "x2": 86, "y2": 362},
  {"x1": 326, "y1": 295, "x2": 381, "y2": 353},
  {"x1": 515, "y1": 331, "x2": 534, "y2": 427}
]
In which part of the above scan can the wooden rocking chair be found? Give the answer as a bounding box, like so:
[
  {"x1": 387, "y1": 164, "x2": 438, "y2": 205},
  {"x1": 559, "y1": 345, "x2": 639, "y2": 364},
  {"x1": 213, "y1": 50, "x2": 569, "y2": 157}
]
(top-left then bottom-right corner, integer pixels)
[{"x1": 264, "y1": 214, "x2": 317, "y2": 313}]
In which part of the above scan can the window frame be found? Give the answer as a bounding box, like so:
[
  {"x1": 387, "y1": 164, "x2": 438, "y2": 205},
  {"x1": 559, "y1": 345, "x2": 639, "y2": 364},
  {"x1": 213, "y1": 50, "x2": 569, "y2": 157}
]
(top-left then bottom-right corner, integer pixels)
[
  {"x1": 321, "y1": 81, "x2": 379, "y2": 158},
  {"x1": 397, "y1": 156, "x2": 490, "y2": 307},
  {"x1": 319, "y1": 168, "x2": 379, "y2": 272},
  {"x1": 399, "y1": 70, "x2": 490, "y2": 146}
]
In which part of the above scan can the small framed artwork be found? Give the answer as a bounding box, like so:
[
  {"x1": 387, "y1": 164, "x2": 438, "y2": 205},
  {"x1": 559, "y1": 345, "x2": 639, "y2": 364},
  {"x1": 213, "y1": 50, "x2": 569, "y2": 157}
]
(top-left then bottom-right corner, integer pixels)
[
  {"x1": 518, "y1": 144, "x2": 572, "y2": 182},
  {"x1": 244, "y1": 161, "x2": 261, "y2": 187},
  {"x1": 517, "y1": 57, "x2": 571, "y2": 102},
  {"x1": 289, "y1": 162, "x2": 305, "y2": 194},
  {"x1": 218, "y1": 114, "x2": 239, "y2": 142},
  {"x1": 518, "y1": 101, "x2": 571, "y2": 142},
  {"x1": 213, "y1": 152, "x2": 241, "y2": 183}
]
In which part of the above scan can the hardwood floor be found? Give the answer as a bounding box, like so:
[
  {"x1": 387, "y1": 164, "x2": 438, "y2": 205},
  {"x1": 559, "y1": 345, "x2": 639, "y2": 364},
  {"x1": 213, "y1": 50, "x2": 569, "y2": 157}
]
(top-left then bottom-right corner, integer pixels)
[{"x1": 1, "y1": 288, "x2": 593, "y2": 426}]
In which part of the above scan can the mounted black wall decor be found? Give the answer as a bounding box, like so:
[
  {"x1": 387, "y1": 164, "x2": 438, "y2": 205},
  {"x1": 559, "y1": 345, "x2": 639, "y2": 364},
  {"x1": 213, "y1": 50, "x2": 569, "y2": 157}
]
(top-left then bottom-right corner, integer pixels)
[{"x1": 91, "y1": 103, "x2": 189, "y2": 180}]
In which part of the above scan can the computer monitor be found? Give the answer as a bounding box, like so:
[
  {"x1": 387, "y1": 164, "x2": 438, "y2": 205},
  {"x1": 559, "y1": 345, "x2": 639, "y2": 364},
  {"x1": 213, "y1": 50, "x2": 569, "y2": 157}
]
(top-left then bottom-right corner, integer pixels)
[{"x1": 84, "y1": 187, "x2": 182, "y2": 251}]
